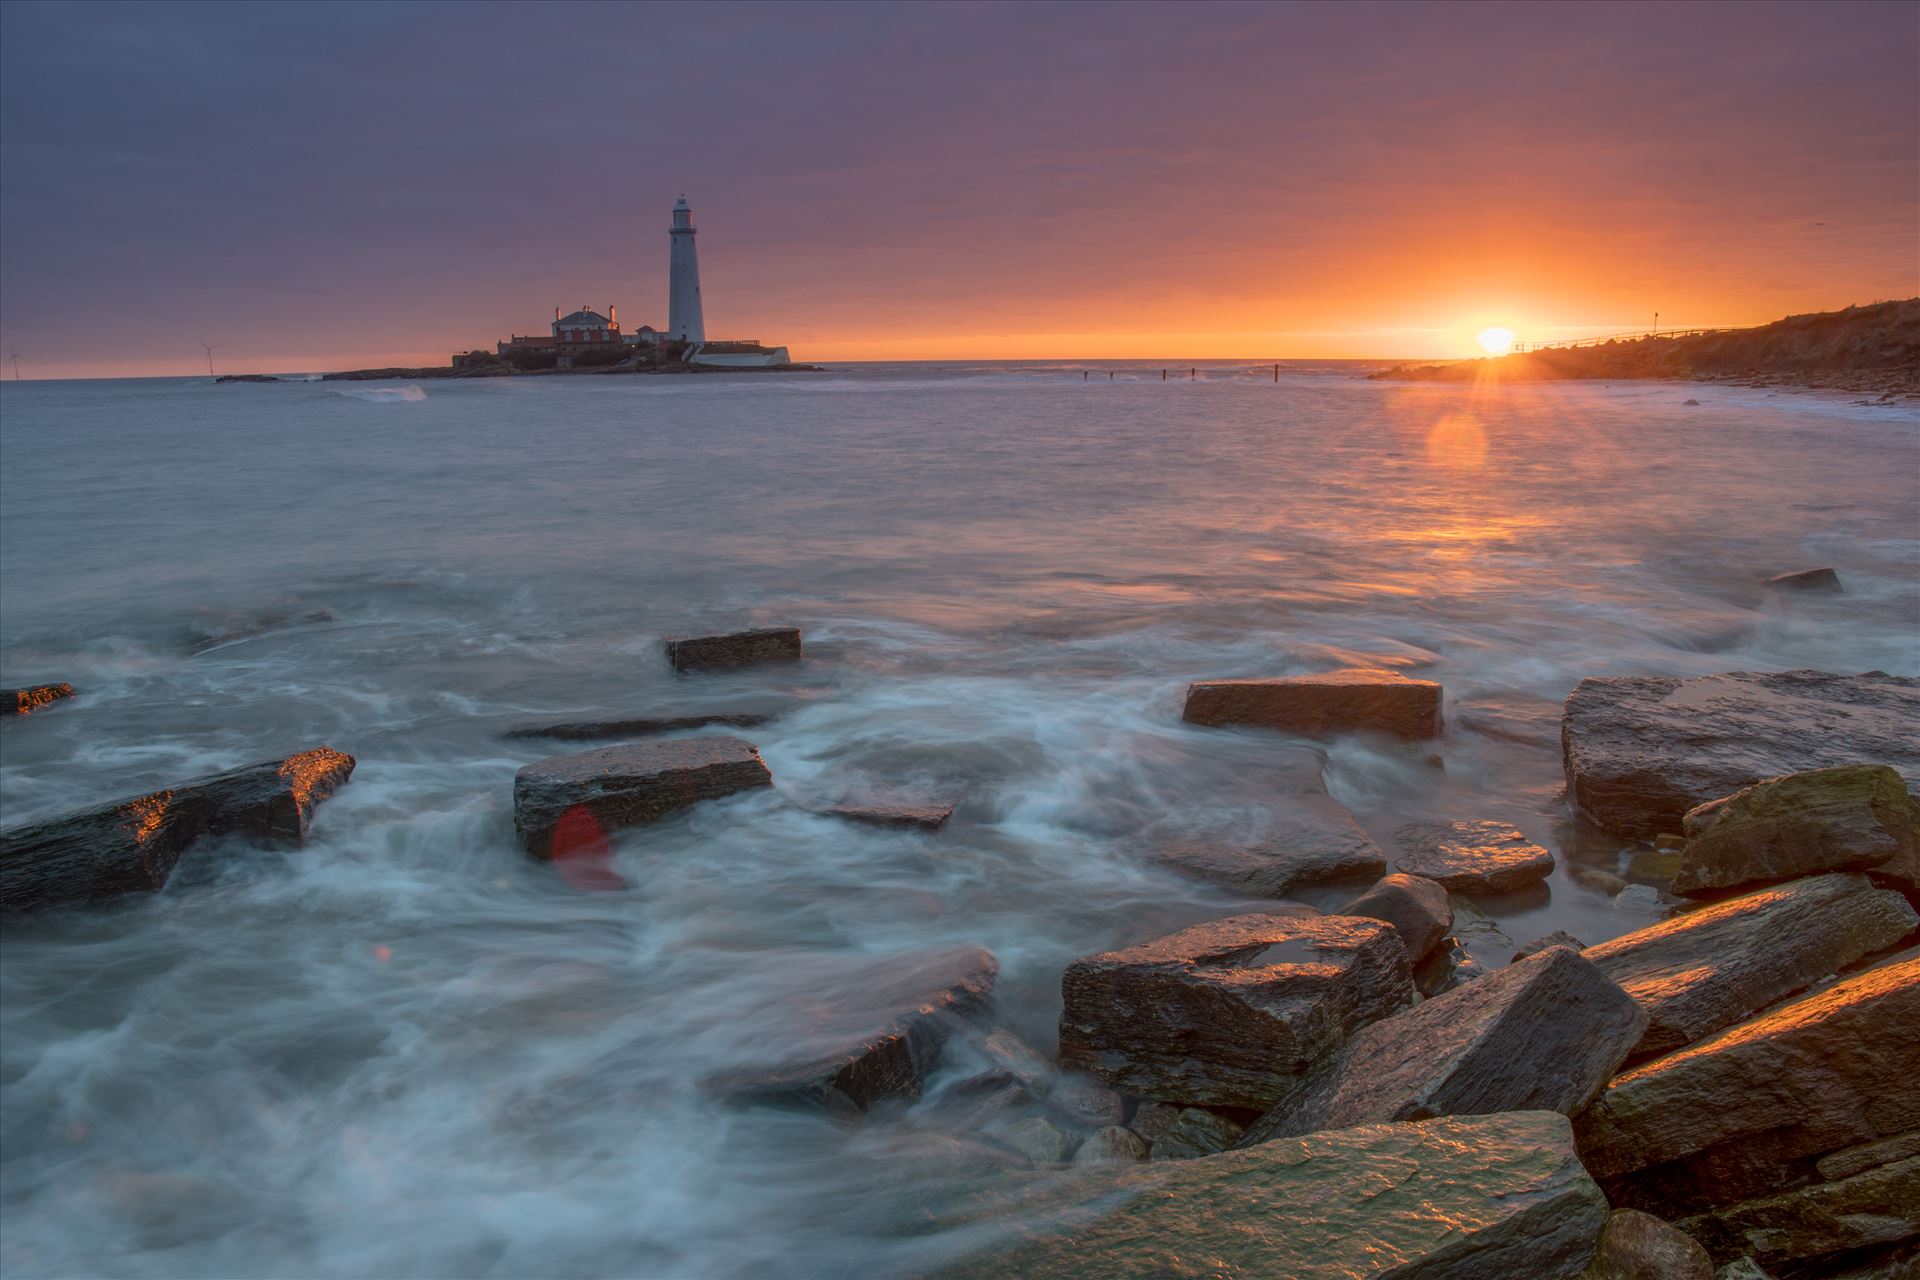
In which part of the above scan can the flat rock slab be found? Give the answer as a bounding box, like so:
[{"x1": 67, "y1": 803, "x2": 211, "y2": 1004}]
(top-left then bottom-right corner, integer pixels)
[
  {"x1": 823, "y1": 802, "x2": 955, "y2": 831},
  {"x1": 1242, "y1": 945, "x2": 1648, "y2": 1144},
  {"x1": 1561, "y1": 670, "x2": 1920, "y2": 839},
  {"x1": 513, "y1": 736, "x2": 771, "y2": 858},
  {"x1": 3, "y1": 683, "x2": 75, "y2": 717},
  {"x1": 1575, "y1": 950, "x2": 1920, "y2": 1212},
  {"x1": 1584, "y1": 872, "x2": 1917, "y2": 1059},
  {"x1": 1766, "y1": 567, "x2": 1842, "y2": 593},
  {"x1": 503, "y1": 711, "x2": 775, "y2": 741},
  {"x1": 1393, "y1": 820, "x2": 1556, "y2": 892},
  {"x1": 1153, "y1": 797, "x2": 1388, "y2": 898},
  {"x1": 1675, "y1": 764, "x2": 1917, "y2": 895},
  {"x1": 665, "y1": 627, "x2": 802, "y2": 672},
  {"x1": 935, "y1": 1112, "x2": 1609, "y2": 1280},
  {"x1": 1337, "y1": 873, "x2": 1453, "y2": 963},
  {"x1": 1678, "y1": 1153, "x2": 1919, "y2": 1272},
  {"x1": 1579, "y1": 1209, "x2": 1713, "y2": 1280},
  {"x1": 0, "y1": 748, "x2": 356, "y2": 913},
  {"x1": 1183, "y1": 668, "x2": 1443, "y2": 739},
  {"x1": 707, "y1": 945, "x2": 996, "y2": 1112},
  {"x1": 1058, "y1": 912, "x2": 1412, "y2": 1109}
]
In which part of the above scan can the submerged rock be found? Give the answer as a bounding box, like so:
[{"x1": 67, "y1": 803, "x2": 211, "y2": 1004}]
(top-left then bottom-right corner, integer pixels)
[
  {"x1": 824, "y1": 801, "x2": 955, "y2": 831},
  {"x1": 1057, "y1": 913, "x2": 1413, "y2": 1109},
  {"x1": 1583, "y1": 872, "x2": 1917, "y2": 1058},
  {"x1": 664, "y1": 626, "x2": 802, "y2": 672},
  {"x1": 1070, "y1": 1125, "x2": 1147, "y2": 1166},
  {"x1": 503, "y1": 711, "x2": 776, "y2": 740},
  {"x1": 1182, "y1": 668, "x2": 1443, "y2": 738},
  {"x1": 934, "y1": 1111, "x2": 1610, "y2": 1280},
  {"x1": 1337, "y1": 873, "x2": 1453, "y2": 964},
  {"x1": 1150, "y1": 1107, "x2": 1245, "y2": 1160},
  {"x1": 709, "y1": 945, "x2": 997, "y2": 1112},
  {"x1": 0, "y1": 748, "x2": 356, "y2": 913},
  {"x1": 1579, "y1": 1208, "x2": 1713, "y2": 1280},
  {"x1": 999, "y1": 1116, "x2": 1077, "y2": 1166},
  {"x1": 1675, "y1": 764, "x2": 1917, "y2": 895},
  {"x1": 1765, "y1": 567, "x2": 1842, "y2": 593},
  {"x1": 977, "y1": 1027, "x2": 1054, "y2": 1095},
  {"x1": 1153, "y1": 796, "x2": 1388, "y2": 897},
  {"x1": 1560, "y1": 670, "x2": 1920, "y2": 839},
  {"x1": 513, "y1": 736, "x2": 772, "y2": 858},
  {"x1": 3, "y1": 682, "x2": 75, "y2": 717},
  {"x1": 1242, "y1": 945, "x2": 1647, "y2": 1144},
  {"x1": 1392, "y1": 819, "x2": 1556, "y2": 892}
]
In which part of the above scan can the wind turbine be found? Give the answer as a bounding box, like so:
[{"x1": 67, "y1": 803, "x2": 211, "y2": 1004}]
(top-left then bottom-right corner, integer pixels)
[
  {"x1": 6, "y1": 350, "x2": 19, "y2": 381},
  {"x1": 197, "y1": 339, "x2": 220, "y2": 376}
]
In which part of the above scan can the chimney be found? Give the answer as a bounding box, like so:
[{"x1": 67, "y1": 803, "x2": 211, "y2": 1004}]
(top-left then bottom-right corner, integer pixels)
[{"x1": 555, "y1": 306, "x2": 560, "y2": 321}]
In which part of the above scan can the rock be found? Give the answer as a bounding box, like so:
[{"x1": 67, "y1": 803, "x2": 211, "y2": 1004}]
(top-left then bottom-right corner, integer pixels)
[
  {"x1": 1676, "y1": 1153, "x2": 1919, "y2": 1271},
  {"x1": 188, "y1": 608, "x2": 334, "y2": 654},
  {"x1": 1674, "y1": 765, "x2": 1917, "y2": 895},
  {"x1": 1000, "y1": 1116, "x2": 1078, "y2": 1165},
  {"x1": 503, "y1": 711, "x2": 775, "y2": 740},
  {"x1": 1654, "y1": 833, "x2": 1687, "y2": 851},
  {"x1": 1583, "y1": 872, "x2": 1917, "y2": 1058},
  {"x1": 1048, "y1": 1078, "x2": 1125, "y2": 1127},
  {"x1": 1579, "y1": 1208, "x2": 1714, "y2": 1280},
  {"x1": 1150, "y1": 1107, "x2": 1245, "y2": 1160},
  {"x1": 1128, "y1": 1100, "x2": 1181, "y2": 1143},
  {"x1": 978, "y1": 1028, "x2": 1054, "y2": 1095},
  {"x1": 1414, "y1": 937, "x2": 1487, "y2": 997},
  {"x1": 1713, "y1": 1262, "x2": 1770, "y2": 1280},
  {"x1": 1765, "y1": 567, "x2": 1842, "y2": 593},
  {"x1": 3, "y1": 683, "x2": 75, "y2": 716},
  {"x1": 1575, "y1": 866, "x2": 1632, "y2": 896},
  {"x1": 1057, "y1": 913, "x2": 1414, "y2": 1108},
  {"x1": 1816, "y1": 1130, "x2": 1920, "y2": 1181},
  {"x1": 708, "y1": 945, "x2": 997, "y2": 1112},
  {"x1": 1153, "y1": 798, "x2": 1388, "y2": 897},
  {"x1": 1683, "y1": 397, "x2": 1702, "y2": 406},
  {"x1": 1070, "y1": 1125, "x2": 1147, "y2": 1166},
  {"x1": 1337, "y1": 873, "x2": 1453, "y2": 963},
  {"x1": 513, "y1": 736, "x2": 772, "y2": 858},
  {"x1": 1574, "y1": 950, "x2": 1920, "y2": 1211},
  {"x1": 1560, "y1": 670, "x2": 1920, "y2": 840},
  {"x1": 1514, "y1": 930, "x2": 1587, "y2": 961},
  {"x1": 933, "y1": 1111, "x2": 1610, "y2": 1280},
  {"x1": 1393, "y1": 820, "x2": 1556, "y2": 892},
  {"x1": 1625, "y1": 848, "x2": 1684, "y2": 881},
  {"x1": 1242, "y1": 946, "x2": 1648, "y2": 1144},
  {"x1": 1182, "y1": 668, "x2": 1443, "y2": 739},
  {"x1": 664, "y1": 626, "x2": 802, "y2": 672},
  {"x1": 825, "y1": 802, "x2": 954, "y2": 831},
  {"x1": 0, "y1": 748, "x2": 356, "y2": 913}
]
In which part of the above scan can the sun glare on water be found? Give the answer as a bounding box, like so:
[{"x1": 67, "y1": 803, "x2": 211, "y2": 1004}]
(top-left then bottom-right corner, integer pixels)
[{"x1": 1477, "y1": 327, "x2": 1517, "y2": 355}]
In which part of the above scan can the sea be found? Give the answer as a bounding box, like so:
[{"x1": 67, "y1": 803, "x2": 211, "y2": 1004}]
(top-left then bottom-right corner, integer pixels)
[{"x1": 2, "y1": 361, "x2": 1917, "y2": 1277}]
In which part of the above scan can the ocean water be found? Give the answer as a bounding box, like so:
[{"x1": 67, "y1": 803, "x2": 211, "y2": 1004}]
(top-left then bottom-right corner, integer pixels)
[{"x1": 1, "y1": 363, "x2": 1916, "y2": 1277}]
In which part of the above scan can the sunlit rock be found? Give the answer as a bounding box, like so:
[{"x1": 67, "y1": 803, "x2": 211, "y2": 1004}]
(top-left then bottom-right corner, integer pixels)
[
  {"x1": 1575, "y1": 950, "x2": 1920, "y2": 1213},
  {"x1": 503, "y1": 710, "x2": 776, "y2": 740},
  {"x1": 0, "y1": 747, "x2": 356, "y2": 913},
  {"x1": 1071, "y1": 1125, "x2": 1147, "y2": 1166},
  {"x1": 664, "y1": 626, "x2": 802, "y2": 672},
  {"x1": 1337, "y1": 873, "x2": 1452, "y2": 963},
  {"x1": 1676, "y1": 1151, "x2": 1919, "y2": 1273},
  {"x1": 1765, "y1": 567, "x2": 1842, "y2": 593},
  {"x1": 1242, "y1": 946, "x2": 1647, "y2": 1144},
  {"x1": 1561, "y1": 670, "x2": 1920, "y2": 840},
  {"x1": 1182, "y1": 667, "x2": 1443, "y2": 738},
  {"x1": 1057, "y1": 913, "x2": 1413, "y2": 1109},
  {"x1": 1675, "y1": 765, "x2": 1917, "y2": 895},
  {"x1": 512, "y1": 736, "x2": 772, "y2": 857},
  {"x1": 1149, "y1": 1107, "x2": 1244, "y2": 1160},
  {"x1": 1584, "y1": 872, "x2": 1916, "y2": 1058},
  {"x1": 933, "y1": 1112, "x2": 1609, "y2": 1280},
  {"x1": 708, "y1": 945, "x2": 998, "y2": 1112},
  {"x1": 3, "y1": 682, "x2": 75, "y2": 717},
  {"x1": 1578, "y1": 1209, "x2": 1713, "y2": 1280},
  {"x1": 1392, "y1": 819, "x2": 1556, "y2": 892}
]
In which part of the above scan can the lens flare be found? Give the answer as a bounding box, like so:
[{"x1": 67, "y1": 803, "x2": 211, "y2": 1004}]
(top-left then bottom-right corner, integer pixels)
[{"x1": 1476, "y1": 327, "x2": 1516, "y2": 355}]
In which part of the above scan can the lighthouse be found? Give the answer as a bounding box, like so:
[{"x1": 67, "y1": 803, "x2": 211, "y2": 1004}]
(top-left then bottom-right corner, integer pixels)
[{"x1": 667, "y1": 195, "x2": 705, "y2": 344}]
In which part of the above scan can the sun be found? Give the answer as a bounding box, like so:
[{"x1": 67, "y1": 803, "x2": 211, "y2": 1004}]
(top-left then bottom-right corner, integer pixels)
[{"x1": 1476, "y1": 326, "x2": 1516, "y2": 355}]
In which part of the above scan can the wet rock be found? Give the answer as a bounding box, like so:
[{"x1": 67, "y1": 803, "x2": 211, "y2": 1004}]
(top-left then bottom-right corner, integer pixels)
[
  {"x1": 1625, "y1": 847, "x2": 1684, "y2": 881},
  {"x1": 1393, "y1": 819, "x2": 1556, "y2": 892},
  {"x1": 1058, "y1": 912, "x2": 1413, "y2": 1109},
  {"x1": 1654, "y1": 833, "x2": 1687, "y2": 851},
  {"x1": 188, "y1": 608, "x2": 334, "y2": 654},
  {"x1": 1414, "y1": 936, "x2": 1486, "y2": 997},
  {"x1": 1128, "y1": 1100, "x2": 1181, "y2": 1143},
  {"x1": 1575, "y1": 950, "x2": 1920, "y2": 1211},
  {"x1": 1337, "y1": 872, "x2": 1452, "y2": 963},
  {"x1": 1048, "y1": 1078, "x2": 1125, "y2": 1127},
  {"x1": 1070, "y1": 1125, "x2": 1147, "y2": 1166},
  {"x1": 978, "y1": 1028, "x2": 1053, "y2": 1095},
  {"x1": 664, "y1": 626, "x2": 802, "y2": 672},
  {"x1": 1583, "y1": 872, "x2": 1917, "y2": 1058},
  {"x1": 513, "y1": 736, "x2": 772, "y2": 858},
  {"x1": 1242, "y1": 946, "x2": 1648, "y2": 1144},
  {"x1": 825, "y1": 801, "x2": 954, "y2": 831},
  {"x1": 1561, "y1": 670, "x2": 1920, "y2": 840},
  {"x1": 503, "y1": 711, "x2": 775, "y2": 740},
  {"x1": 1000, "y1": 1116, "x2": 1077, "y2": 1165},
  {"x1": 1182, "y1": 667, "x2": 1443, "y2": 739},
  {"x1": 1683, "y1": 397, "x2": 1702, "y2": 406},
  {"x1": 3, "y1": 682, "x2": 75, "y2": 717},
  {"x1": 1150, "y1": 1107, "x2": 1245, "y2": 1160},
  {"x1": 933, "y1": 1111, "x2": 1610, "y2": 1280},
  {"x1": 709, "y1": 945, "x2": 997, "y2": 1112},
  {"x1": 1579, "y1": 1208, "x2": 1714, "y2": 1280},
  {"x1": 0, "y1": 747, "x2": 356, "y2": 913},
  {"x1": 1676, "y1": 1153, "x2": 1919, "y2": 1272},
  {"x1": 1514, "y1": 930, "x2": 1587, "y2": 961},
  {"x1": 1765, "y1": 567, "x2": 1842, "y2": 593},
  {"x1": 1675, "y1": 765, "x2": 1917, "y2": 895},
  {"x1": 1153, "y1": 800, "x2": 1388, "y2": 897}
]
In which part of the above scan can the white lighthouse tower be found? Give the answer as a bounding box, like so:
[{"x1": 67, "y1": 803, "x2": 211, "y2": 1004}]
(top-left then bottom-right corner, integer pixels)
[{"x1": 667, "y1": 195, "x2": 705, "y2": 344}]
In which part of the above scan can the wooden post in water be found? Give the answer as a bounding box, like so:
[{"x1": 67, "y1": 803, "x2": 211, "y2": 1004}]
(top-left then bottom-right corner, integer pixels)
[
  {"x1": 1162, "y1": 369, "x2": 1167, "y2": 381},
  {"x1": 1189, "y1": 368, "x2": 1195, "y2": 380},
  {"x1": 1273, "y1": 363, "x2": 1279, "y2": 383}
]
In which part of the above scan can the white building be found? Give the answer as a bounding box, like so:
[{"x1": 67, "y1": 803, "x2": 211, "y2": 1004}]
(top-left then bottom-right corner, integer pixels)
[{"x1": 668, "y1": 195, "x2": 705, "y2": 344}]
